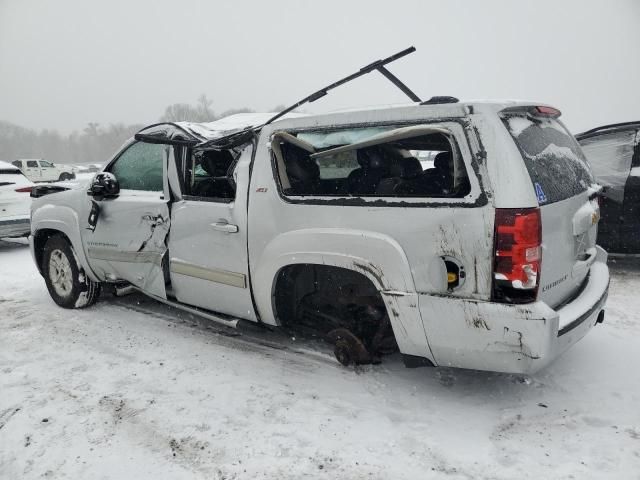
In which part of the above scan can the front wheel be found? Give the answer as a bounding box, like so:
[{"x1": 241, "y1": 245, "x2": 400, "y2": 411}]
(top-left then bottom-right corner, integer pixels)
[{"x1": 42, "y1": 235, "x2": 100, "y2": 308}]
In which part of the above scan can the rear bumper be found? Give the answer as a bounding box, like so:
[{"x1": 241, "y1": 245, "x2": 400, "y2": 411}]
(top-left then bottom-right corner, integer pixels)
[
  {"x1": 418, "y1": 246, "x2": 610, "y2": 374},
  {"x1": 0, "y1": 216, "x2": 31, "y2": 238}
]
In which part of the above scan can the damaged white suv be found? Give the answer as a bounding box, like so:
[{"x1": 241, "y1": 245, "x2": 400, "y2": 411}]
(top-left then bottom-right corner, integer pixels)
[{"x1": 29, "y1": 49, "x2": 609, "y2": 373}]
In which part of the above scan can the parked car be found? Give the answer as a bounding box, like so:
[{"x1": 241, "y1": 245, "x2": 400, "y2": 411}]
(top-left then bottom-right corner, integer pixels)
[
  {"x1": 12, "y1": 158, "x2": 76, "y2": 182},
  {"x1": 27, "y1": 49, "x2": 609, "y2": 374},
  {"x1": 76, "y1": 163, "x2": 103, "y2": 174},
  {"x1": 0, "y1": 160, "x2": 33, "y2": 238},
  {"x1": 576, "y1": 121, "x2": 640, "y2": 253}
]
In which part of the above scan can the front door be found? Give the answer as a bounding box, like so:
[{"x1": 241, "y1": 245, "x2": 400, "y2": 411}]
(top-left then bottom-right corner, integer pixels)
[
  {"x1": 167, "y1": 143, "x2": 256, "y2": 321},
  {"x1": 82, "y1": 141, "x2": 170, "y2": 299},
  {"x1": 38, "y1": 160, "x2": 57, "y2": 182}
]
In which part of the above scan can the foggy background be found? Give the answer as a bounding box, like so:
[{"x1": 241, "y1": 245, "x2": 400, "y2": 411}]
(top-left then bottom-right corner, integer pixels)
[{"x1": 0, "y1": 0, "x2": 638, "y2": 164}]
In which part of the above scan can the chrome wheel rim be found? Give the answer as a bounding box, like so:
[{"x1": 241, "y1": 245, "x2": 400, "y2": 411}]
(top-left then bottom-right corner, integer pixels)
[{"x1": 49, "y1": 249, "x2": 73, "y2": 297}]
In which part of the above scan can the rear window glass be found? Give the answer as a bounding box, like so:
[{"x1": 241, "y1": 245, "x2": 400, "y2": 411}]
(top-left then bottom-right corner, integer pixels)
[{"x1": 501, "y1": 114, "x2": 595, "y2": 204}]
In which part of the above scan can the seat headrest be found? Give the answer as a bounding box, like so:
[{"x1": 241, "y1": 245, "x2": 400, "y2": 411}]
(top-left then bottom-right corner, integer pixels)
[
  {"x1": 358, "y1": 148, "x2": 387, "y2": 170},
  {"x1": 201, "y1": 150, "x2": 234, "y2": 176},
  {"x1": 390, "y1": 157, "x2": 422, "y2": 179},
  {"x1": 286, "y1": 153, "x2": 319, "y2": 182},
  {"x1": 434, "y1": 151, "x2": 452, "y2": 173}
]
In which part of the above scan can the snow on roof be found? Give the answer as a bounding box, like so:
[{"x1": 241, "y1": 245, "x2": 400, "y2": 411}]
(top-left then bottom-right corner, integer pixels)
[{"x1": 176, "y1": 112, "x2": 307, "y2": 141}]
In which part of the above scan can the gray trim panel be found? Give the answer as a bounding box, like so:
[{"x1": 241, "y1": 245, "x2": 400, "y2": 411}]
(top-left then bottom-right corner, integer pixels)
[{"x1": 170, "y1": 258, "x2": 246, "y2": 288}]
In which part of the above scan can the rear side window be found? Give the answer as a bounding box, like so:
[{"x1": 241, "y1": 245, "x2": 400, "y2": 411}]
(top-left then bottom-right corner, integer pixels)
[
  {"x1": 274, "y1": 125, "x2": 471, "y2": 199},
  {"x1": 501, "y1": 114, "x2": 595, "y2": 204}
]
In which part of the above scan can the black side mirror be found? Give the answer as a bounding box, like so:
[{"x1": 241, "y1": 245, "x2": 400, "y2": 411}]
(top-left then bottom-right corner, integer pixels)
[{"x1": 88, "y1": 172, "x2": 120, "y2": 199}]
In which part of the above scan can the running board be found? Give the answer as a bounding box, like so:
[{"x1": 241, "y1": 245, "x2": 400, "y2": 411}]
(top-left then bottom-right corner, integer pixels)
[{"x1": 134, "y1": 288, "x2": 239, "y2": 329}]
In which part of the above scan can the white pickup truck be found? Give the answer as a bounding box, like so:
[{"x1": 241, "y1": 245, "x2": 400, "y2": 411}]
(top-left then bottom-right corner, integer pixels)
[
  {"x1": 28, "y1": 50, "x2": 609, "y2": 373},
  {"x1": 13, "y1": 158, "x2": 76, "y2": 182}
]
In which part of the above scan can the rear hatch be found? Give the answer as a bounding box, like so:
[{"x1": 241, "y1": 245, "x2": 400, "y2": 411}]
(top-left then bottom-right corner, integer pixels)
[{"x1": 500, "y1": 107, "x2": 599, "y2": 309}]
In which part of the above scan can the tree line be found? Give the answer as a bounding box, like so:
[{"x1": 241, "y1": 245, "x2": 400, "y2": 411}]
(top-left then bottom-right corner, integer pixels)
[{"x1": 0, "y1": 95, "x2": 280, "y2": 165}]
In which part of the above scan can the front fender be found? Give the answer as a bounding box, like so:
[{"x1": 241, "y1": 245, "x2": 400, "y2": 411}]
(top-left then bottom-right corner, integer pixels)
[
  {"x1": 31, "y1": 202, "x2": 99, "y2": 282},
  {"x1": 251, "y1": 228, "x2": 434, "y2": 359}
]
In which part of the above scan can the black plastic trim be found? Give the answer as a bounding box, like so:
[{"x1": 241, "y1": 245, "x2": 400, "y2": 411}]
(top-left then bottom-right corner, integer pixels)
[{"x1": 557, "y1": 285, "x2": 608, "y2": 336}]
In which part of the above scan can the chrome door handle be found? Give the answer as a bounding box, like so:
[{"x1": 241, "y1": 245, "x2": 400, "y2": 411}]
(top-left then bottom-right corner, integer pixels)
[{"x1": 211, "y1": 221, "x2": 238, "y2": 233}]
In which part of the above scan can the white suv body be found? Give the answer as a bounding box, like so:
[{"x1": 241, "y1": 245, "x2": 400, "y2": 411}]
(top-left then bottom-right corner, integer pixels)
[
  {"x1": 29, "y1": 102, "x2": 609, "y2": 373},
  {"x1": 0, "y1": 160, "x2": 33, "y2": 237},
  {"x1": 12, "y1": 159, "x2": 76, "y2": 182}
]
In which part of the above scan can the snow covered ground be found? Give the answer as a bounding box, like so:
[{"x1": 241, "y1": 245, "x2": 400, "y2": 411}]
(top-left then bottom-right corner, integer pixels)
[{"x1": 1, "y1": 238, "x2": 639, "y2": 479}]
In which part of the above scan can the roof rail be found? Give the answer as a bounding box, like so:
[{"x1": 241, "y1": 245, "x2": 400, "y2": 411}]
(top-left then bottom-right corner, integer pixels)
[{"x1": 576, "y1": 121, "x2": 640, "y2": 139}]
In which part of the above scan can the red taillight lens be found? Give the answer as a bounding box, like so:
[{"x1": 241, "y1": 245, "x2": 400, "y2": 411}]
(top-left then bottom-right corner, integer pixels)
[
  {"x1": 15, "y1": 186, "x2": 33, "y2": 193},
  {"x1": 492, "y1": 208, "x2": 542, "y2": 303}
]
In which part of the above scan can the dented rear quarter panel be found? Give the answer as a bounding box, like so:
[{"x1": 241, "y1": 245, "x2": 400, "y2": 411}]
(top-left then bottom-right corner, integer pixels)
[{"x1": 248, "y1": 106, "x2": 499, "y2": 359}]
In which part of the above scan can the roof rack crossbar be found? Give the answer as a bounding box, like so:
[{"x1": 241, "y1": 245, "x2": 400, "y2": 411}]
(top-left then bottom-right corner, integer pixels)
[{"x1": 264, "y1": 46, "x2": 420, "y2": 126}]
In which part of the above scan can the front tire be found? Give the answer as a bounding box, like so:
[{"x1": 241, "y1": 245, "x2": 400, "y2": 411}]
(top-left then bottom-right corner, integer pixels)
[
  {"x1": 59, "y1": 173, "x2": 72, "y2": 181},
  {"x1": 42, "y1": 235, "x2": 100, "y2": 308}
]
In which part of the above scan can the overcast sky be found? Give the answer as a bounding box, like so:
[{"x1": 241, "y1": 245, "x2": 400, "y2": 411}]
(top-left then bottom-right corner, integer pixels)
[{"x1": 1, "y1": 0, "x2": 638, "y2": 133}]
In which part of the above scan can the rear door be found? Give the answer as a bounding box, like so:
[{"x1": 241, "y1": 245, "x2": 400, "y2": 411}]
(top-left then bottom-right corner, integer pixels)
[
  {"x1": 501, "y1": 110, "x2": 599, "y2": 308},
  {"x1": 167, "y1": 143, "x2": 256, "y2": 320},
  {"x1": 579, "y1": 129, "x2": 636, "y2": 252},
  {"x1": 24, "y1": 160, "x2": 41, "y2": 181},
  {"x1": 621, "y1": 129, "x2": 640, "y2": 252}
]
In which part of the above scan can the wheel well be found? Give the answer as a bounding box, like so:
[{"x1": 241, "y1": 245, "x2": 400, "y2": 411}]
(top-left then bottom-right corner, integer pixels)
[
  {"x1": 33, "y1": 229, "x2": 68, "y2": 273},
  {"x1": 273, "y1": 264, "x2": 397, "y2": 360}
]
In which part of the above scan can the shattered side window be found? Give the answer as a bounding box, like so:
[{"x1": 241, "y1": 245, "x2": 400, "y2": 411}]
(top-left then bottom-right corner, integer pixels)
[
  {"x1": 109, "y1": 142, "x2": 165, "y2": 192},
  {"x1": 579, "y1": 130, "x2": 635, "y2": 204},
  {"x1": 183, "y1": 149, "x2": 236, "y2": 200},
  {"x1": 501, "y1": 114, "x2": 595, "y2": 204},
  {"x1": 275, "y1": 127, "x2": 470, "y2": 199}
]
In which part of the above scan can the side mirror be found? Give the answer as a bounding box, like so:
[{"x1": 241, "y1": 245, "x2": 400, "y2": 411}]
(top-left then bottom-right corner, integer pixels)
[{"x1": 88, "y1": 172, "x2": 120, "y2": 199}]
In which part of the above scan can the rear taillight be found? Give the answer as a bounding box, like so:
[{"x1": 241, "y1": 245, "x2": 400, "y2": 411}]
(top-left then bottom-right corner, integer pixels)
[
  {"x1": 492, "y1": 208, "x2": 542, "y2": 304},
  {"x1": 15, "y1": 186, "x2": 33, "y2": 193},
  {"x1": 530, "y1": 106, "x2": 561, "y2": 118}
]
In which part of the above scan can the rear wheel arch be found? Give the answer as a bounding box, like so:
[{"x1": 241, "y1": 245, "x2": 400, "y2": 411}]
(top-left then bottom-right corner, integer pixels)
[{"x1": 271, "y1": 263, "x2": 386, "y2": 327}]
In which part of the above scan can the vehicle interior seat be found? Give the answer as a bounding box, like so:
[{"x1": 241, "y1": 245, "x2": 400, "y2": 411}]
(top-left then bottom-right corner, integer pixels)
[
  {"x1": 193, "y1": 150, "x2": 236, "y2": 198},
  {"x1": 419, "y1": 151, "x2": 453, "y2": 195},
  {"x1": 284, "y1": 147, "x2": 321, "y2": 195},
  {"x1": 347, "y1": 148, "x2": 390, "y2": 195},
  {"x1": 376, "y1": 157, "x2": 423, "y2": 195}
]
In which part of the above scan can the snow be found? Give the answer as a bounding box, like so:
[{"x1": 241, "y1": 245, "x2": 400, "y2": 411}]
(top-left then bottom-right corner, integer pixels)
[
  {"x1": 505, "y1": 116, "x2": 532, "y2": 137},
  {"x1": 177, "y1": 113, "x2": 308, "y2": 142},
  {"x1": 1, "y1": 239, "x2": 640, "y2": 479}
]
